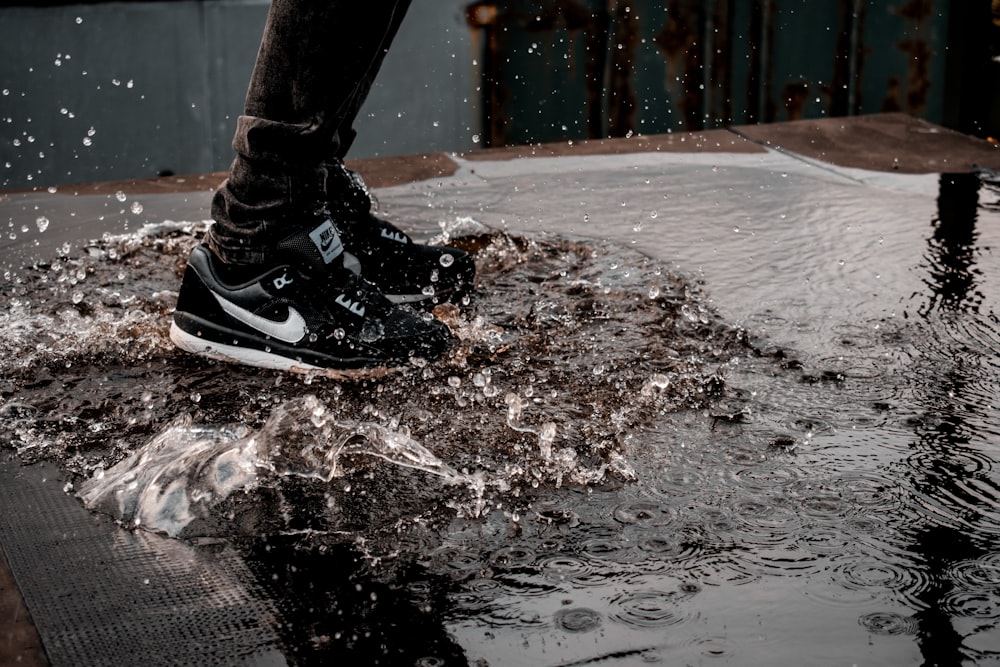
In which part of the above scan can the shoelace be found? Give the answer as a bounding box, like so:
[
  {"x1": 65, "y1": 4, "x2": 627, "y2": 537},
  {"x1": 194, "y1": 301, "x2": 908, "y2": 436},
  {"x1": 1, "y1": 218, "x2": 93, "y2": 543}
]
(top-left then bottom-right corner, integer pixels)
[{"x1": 314, "y1": 268, "x2": 391, "y2": 321}]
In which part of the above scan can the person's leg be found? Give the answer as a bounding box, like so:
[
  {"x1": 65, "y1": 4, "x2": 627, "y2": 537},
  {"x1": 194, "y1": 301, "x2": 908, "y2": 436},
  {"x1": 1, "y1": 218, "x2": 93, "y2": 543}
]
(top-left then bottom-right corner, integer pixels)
[
  {"x1": 208, "y1": 0, "x2": 413, "y2": 265},
  {"x1": 311, "y1": 4, "x2": 477, "y2": 306},
  {"x1": 171, "y1": 0, "x2": 453, "y2": 374}
]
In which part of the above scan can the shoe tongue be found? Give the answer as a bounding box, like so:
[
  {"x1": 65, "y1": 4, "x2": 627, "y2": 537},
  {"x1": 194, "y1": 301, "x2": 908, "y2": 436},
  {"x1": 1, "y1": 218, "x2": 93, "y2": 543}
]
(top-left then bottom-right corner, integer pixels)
[
  {"x1": 327, "y1": 161, "x2": 374, "y2": 215},
  {"x1": 276, "y1": 217, "x2": 345, "y2": 273}
]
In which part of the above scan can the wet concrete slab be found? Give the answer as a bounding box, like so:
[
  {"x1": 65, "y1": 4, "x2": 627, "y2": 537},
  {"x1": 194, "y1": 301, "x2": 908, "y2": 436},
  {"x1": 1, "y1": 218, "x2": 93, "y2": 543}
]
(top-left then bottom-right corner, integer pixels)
[
  {"x1": 2, "y1": 113, "x2": 999, "y2": 665},
  {"x1": 732, "y1": 112, "x2": 1000, "y2": 174}
]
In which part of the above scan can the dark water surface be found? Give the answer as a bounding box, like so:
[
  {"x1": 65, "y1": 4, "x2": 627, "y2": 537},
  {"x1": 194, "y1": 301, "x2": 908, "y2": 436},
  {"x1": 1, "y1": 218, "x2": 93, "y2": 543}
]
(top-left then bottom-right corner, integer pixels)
[{"x1": 2, "y1": 152, "x2": 1000, "y2": 665}]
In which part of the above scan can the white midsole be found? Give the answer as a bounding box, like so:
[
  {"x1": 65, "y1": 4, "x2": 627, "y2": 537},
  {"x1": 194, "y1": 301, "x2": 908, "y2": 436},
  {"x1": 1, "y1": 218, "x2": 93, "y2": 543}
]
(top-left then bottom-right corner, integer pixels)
[
  {"x1": 385, "y1": 292, "x2": 432, "y2": 304},
  {"x1": 169, "y1": 322, "x2": 395, "y2": 379}
]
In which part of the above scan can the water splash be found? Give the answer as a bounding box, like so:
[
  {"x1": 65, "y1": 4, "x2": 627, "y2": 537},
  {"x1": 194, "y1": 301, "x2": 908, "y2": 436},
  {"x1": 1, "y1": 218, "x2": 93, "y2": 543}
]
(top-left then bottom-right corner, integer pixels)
[
  {"x1": 77, "y1": 417, "x2": 257, "y2": 537},
  {"x1": 3, "y1": 220, "x2": 742, "y2": 541},
  {"x1": 78, "y1": 395, "x2": 467, "y2": 537}
]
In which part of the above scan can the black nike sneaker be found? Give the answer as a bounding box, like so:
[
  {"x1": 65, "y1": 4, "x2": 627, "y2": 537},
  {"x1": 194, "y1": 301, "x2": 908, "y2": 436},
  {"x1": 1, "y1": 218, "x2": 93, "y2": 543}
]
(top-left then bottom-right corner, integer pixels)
[
  {"x1": 170, "y1": 215, "x2": 451, "y2": 376},
  {"x1": 326, "y1": 159, "x2": 476, "y2": 305}
]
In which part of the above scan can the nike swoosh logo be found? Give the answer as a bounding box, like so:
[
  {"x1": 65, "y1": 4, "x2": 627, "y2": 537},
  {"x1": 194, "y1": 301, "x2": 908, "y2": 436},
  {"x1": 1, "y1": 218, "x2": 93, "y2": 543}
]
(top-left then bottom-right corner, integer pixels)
[{"x1": 212, "y1": 292, "x2": 308, "y2": 344}]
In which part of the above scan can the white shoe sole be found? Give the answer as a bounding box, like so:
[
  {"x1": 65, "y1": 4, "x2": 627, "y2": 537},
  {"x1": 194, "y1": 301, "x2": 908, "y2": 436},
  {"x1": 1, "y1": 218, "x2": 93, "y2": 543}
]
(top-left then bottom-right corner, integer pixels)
[{"x1": 169, "y1": 322, "x2": 398, "y2": 380}]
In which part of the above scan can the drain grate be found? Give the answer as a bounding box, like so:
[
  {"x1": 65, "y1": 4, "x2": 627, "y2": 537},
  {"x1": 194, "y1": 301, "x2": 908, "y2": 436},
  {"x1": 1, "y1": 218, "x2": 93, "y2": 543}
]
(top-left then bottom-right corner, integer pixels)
[{"x1": 0, "y1": 455, "x2": 286, "y2": 667}]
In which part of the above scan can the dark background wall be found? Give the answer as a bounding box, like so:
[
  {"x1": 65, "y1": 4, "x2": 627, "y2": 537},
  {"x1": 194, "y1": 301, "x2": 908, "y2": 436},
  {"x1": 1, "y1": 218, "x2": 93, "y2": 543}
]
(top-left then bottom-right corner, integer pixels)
[
  {"x1": 468, "y1": 0, "x2": 1000, "y2": 147},
  {"x1": 0, "y1": 0, "x2": 477, "y2": 190},
  {"x1": 1, "y1": 0, "x2": 998, "y2": 191}
]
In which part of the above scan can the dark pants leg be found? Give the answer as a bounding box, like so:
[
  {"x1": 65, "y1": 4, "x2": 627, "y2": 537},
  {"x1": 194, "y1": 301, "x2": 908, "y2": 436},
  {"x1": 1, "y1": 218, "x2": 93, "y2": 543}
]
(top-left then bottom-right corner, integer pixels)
[{"x1": 208, "y1": 0, "x2": 412, "y2": 264}]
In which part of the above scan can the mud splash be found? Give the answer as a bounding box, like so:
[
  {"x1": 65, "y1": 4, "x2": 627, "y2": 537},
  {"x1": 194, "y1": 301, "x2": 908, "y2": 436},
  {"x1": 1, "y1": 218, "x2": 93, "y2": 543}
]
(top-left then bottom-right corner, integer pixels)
[{"x1": 0, "y1": 220, "x2": 746, "y2": 542}]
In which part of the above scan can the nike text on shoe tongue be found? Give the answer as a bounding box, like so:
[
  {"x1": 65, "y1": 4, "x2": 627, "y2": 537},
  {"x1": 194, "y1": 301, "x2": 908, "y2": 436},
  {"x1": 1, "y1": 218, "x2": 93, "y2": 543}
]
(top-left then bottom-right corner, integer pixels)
[{"x1": 309, "y1": 218, "x2": 344, "y2": 264}]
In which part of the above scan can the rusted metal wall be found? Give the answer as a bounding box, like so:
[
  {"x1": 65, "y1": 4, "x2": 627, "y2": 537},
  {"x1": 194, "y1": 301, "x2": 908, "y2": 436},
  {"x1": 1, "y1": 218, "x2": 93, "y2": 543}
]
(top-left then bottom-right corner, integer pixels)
[{"x1": 467, "y1": 0, "x2": 979, "y2": 147}]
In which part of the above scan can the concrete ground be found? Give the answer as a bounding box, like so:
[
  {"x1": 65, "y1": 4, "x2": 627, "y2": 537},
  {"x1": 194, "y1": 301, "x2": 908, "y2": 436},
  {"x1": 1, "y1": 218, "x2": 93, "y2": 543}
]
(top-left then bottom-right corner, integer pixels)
[{"x1": 1, "y1": 113, "x2": 998, "y2": 666}]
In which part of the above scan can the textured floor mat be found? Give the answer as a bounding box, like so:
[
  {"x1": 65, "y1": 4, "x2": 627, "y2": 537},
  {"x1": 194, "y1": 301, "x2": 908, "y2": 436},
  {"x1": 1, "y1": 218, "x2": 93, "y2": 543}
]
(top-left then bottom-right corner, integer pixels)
[{"x1": 0, "y1": 454, "x2": 285, "y2": 666}]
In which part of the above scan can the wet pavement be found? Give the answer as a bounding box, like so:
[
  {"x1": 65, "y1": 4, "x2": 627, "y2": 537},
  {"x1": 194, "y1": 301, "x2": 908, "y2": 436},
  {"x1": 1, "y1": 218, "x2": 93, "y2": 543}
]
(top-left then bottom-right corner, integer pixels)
[{"x1": 2, "y1": 114, "x2": 1000, "y2": 666}]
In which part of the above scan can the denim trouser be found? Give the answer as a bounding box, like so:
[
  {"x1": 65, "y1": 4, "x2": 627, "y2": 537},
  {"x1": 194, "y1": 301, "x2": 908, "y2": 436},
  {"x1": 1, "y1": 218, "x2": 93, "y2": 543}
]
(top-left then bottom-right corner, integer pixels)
[{"x1": 207, "y1": 0, "x2": 412, "y2": 264}]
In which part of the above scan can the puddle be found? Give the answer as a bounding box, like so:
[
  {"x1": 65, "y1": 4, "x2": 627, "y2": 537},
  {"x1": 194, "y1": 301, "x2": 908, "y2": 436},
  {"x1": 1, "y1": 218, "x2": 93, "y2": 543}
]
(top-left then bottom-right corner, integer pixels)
[
  {"x1": 0, "y1": 220, "x2": 741, "y2": 530},
  {"x1": 2, "y1": 161, "x2": 1000, "y2": 665}
]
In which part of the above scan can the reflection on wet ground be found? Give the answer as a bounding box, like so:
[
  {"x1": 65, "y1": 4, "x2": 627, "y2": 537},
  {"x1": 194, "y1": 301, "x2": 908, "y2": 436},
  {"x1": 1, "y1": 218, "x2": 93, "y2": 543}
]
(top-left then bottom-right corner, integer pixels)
[{"x1": 2, "y1": 156, "x2": 1000, "y2": 665}]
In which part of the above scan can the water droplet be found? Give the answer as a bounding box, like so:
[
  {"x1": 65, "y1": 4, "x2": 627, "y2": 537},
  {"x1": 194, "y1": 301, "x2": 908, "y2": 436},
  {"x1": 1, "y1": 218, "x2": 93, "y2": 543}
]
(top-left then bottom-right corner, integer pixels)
[
  {"x1": 71, "y1": 291, "x2": 83, "y2": 304},
  {"x1": 333, "y1": 328, "x2": 346, "y2": 340},
  {"x1": 439, "y1": 254, "x2": 455, "y2": 267},
  {"x1": 115, "y1": 191, "x2": 127, "y2": 202},
  {"x1": 429, "y1": 269, "x2": 439, "y2": 283},
  {"x1": 650, "y1": 210, "x2": 658, "y2": 219},
  {"x1": 81, "y1": 137, "x2": 92, "y2": 147},
  {"x1": 648, "y1": 285, "x2": 660, "y2": 299},
  {"x1": 447, "y1": 376, "x2": 461, "y2": 388},
  {"x1": 130, "y1": 201, "x2": 143, "y2": 215},
  {"x1": 35, "y1": 216, "x2": 49, "y2": 232},
  {"x1": 190, "y1": 392, "x2": 201, "y2": 403},
  {"x1": 472, "y1": 134, "x2": 481, "y2": 144},
  {"x1": 75, "y1": 16, "x2": 83, "y2": 24}
]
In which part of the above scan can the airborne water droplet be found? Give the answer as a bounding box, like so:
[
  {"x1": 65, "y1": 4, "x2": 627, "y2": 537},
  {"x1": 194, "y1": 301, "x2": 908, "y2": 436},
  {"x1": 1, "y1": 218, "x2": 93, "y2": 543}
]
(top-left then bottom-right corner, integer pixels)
[
  {"x1": 115, "y1": 191, "x2": 127, "y2": 202},
  {"x1": 130, "y1": 201, "x2": 143, "y2": 215},
  {"x1": 439, "y1": 254, "x2": 455, "y2": 267},
  {"x1": 35, "y1": 216, "x2": 49, "y2": 232}
]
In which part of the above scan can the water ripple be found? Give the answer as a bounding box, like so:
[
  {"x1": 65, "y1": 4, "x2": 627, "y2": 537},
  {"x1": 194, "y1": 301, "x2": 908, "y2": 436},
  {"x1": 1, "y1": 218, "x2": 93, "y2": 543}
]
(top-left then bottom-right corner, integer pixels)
[
  {"x1": 612, "y1": 500, "x2": 676, "y2": 527},
  {"x1": 824, "y1": 554, "x2": 934, "y2": 608},
  {"x1": 941, "y1": 591, "x2": 1000, "y2": 620},
  {"x1": 796, "y1": 527, "x2": 857, "y2": 556},
  {"x1": 857, "y1": 611, "x2": 918, "y2": 636},
  {"x1": 488, "y1": 545, "x2": 535, "y2": 568},
  {"x1": 728, "y1": 494, "x2": 803, "y2": 547},
  {"x1": 581, "y1": 536, "x2": 646, "y2": 565},
  {"x1": 609, "y1": 588, "x2": 697, "y2": 628},
  {"x1": 537, "y1": 554, "x2": 595, "y2": 586},
  {"x1": 553, "y1": 607, "x2": 603, "y2": 633},
  {"x1": 949, "y1": 553, "x2": 1000, "y2": 590}
]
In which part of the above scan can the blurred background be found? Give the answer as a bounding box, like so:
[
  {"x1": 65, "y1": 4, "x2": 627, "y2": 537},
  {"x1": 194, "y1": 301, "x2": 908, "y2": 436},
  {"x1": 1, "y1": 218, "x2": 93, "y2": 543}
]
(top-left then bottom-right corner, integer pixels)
[{"x1": 1, "y1": 0, "x2": 998, "y2": 191}]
